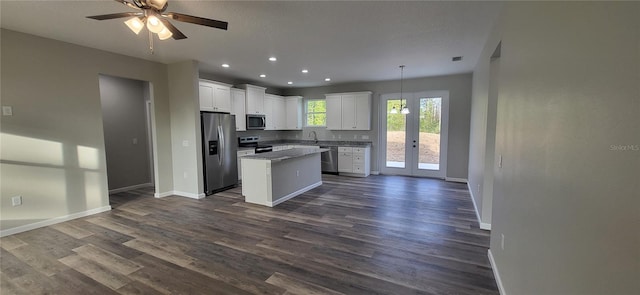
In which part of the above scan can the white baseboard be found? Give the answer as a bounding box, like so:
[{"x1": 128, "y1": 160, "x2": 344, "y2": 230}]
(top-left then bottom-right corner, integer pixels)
[
  {"x1": 0, "y1": 206, "x2": 112, "y2": 238},
  {"x1": 268, "y1": 181, "x2": 322, "y2": 207},
  {"x1": 154, "y1": 190, "x2": 205, "y2": 199},
  {"x1": 154, "y1": 191, "x2": 173, "y2": 198},
  {"x1": 371, "y1": 171, "x2": 380, "y2": 175},
  {"x1": 468, "y1": 183, "x2": 491, "y2": 230},
  {"x1": 445, "y1": 177, "x2": 467, "y2": 183},
  {"x1": 109, "y1": 183, "x2": 153, "y2": 194},
  {"x1": 488, "y1": 249, "x2": 506, "y2": 295},
  {"x1": 172, "y1": 191, "x2": 206, "y2": 199}
]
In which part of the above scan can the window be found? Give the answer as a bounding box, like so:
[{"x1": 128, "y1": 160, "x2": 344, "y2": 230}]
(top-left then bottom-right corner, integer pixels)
[{"x1": 305, "y1": 99, "x2": 326, "y2": 127}]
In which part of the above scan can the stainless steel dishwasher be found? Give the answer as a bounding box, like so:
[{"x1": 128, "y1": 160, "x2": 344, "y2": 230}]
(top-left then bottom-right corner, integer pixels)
[{"x1": 320, "y1": 146, "x2": 338, "y2": 174}]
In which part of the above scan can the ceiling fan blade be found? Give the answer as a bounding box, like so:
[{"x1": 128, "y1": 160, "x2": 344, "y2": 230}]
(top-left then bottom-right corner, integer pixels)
[
  {"x1": 113, "y1": 0, "x2": 141, "y2": 10},
  {"x1": 87, "y1": 12, "x2": 142, "y2": 21},
  {"x1": 163, "y1": 12, "x2": 228, "y2": 30},
  {"x1": 159, "y1": 18, "x2": 187, "y2": 40}
]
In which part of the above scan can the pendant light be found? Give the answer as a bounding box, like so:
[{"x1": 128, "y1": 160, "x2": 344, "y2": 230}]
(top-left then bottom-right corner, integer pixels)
[{"x1": 399, "y1": 65, "x2": 410, "y2": 115}]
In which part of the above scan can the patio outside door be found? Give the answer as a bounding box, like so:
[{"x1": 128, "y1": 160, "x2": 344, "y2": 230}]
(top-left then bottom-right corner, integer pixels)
[{"x1": 380, "y1": 91, "x2": 449, "y2": 178}]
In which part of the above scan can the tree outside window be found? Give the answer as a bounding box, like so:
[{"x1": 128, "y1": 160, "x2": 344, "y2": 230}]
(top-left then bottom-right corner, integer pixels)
[{"x1": 306, "y1": 99, "x2": 326, "y2": 127}]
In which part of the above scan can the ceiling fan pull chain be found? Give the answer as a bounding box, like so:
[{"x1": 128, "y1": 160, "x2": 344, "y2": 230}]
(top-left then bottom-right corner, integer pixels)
[{"x1": 148, "y1": 30, "x2": 154, "y2": 54}]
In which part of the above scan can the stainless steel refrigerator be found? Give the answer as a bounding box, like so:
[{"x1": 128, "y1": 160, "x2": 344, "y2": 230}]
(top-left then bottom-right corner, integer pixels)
[{"x1": 201, "y1": 112, "x2": 238, "y2": 195}]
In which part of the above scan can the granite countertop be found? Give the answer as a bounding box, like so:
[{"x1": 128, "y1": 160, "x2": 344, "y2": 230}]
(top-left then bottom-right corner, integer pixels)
[
  {"x1": 262, "y1": 140, "x2": 372, "y2": 148},
  {"x1": 241, "y1": 148, "x2": 329, "y2": 162}
]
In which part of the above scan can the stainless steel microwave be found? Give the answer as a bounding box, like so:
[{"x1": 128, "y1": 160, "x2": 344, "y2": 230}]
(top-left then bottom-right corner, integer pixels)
[{"x1": 246, "y1": 114, "x2": 266, "y2": 130}]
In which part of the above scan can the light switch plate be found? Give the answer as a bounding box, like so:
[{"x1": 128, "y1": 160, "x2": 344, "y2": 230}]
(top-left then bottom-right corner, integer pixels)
[
  {"x1": 2, "y1": 106, "x2": 13, "y2": 116},
  {"x1": 182, "y1": 140, "x2": 189, "y2": 147}
]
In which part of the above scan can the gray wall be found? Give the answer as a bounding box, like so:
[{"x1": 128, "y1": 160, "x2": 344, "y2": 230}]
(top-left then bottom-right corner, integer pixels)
[
  {"x1": 486, "y1": 2, "x2": 639, "y2": 294},
  {"x1": 99, "y1": 75, "x2": 151, "y2": 191},
  {"x1": 0, "y1": 29, "x2": 174, "y2": 233},
  {"x1": 468, "y1": 16, "x2": 503, "y2": 228},
  {"x1": 168, "y1": 61, "x2": 204, "y2": 197},
  {"x1": 282, "y1": 74, "x2": 472, "y2": 179}
]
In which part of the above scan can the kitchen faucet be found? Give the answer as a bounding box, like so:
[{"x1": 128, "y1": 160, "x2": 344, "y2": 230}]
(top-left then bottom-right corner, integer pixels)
[{"x1": 309, "y1": 131, "x2": 318, "y2": 143}]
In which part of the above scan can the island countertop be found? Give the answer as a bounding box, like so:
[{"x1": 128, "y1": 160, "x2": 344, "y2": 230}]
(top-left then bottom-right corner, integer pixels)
[{"x1": 242, "y1": 147, "x2": 329, "y2": 162}]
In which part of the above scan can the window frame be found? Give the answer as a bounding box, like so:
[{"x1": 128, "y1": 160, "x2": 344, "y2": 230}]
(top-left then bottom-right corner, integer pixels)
[{"x1": 304, "y1": 98, "x2": 327, "y2": 127}]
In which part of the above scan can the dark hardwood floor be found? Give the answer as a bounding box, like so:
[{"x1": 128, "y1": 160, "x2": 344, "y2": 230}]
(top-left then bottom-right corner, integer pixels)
[{"x1": 0, "y1": 174, "x2": 498, "y2": 294}]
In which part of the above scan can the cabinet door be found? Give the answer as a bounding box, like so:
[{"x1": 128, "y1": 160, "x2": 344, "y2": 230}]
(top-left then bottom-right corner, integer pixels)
[
  {"x1": 341, "y1": 94, "x2": 357, "y2": 129},
  {"x1": 231, "y1": 89, "x2": 246, "y2": 131},
  {"x1": 199, "y1": 83, "x2": 215, "y2": 111},
  {"x1": 213, "y1": 86, "x2": 231, "y2": 113},
  {"x1": 273, "y1": 96, "x2": 286, "y2": 130},
  {"x1": 338, "y1": 151, "x2": 354, "y2": 173},
  {"x1": 285, "y1": 96, "x2": 302, "y2": 130},
  {"x1": 246, "y1": 87, "x2": 265, "y2": 114},
  {"x1": 263, "y1": 95, "x2": 275, "y2": 130},
  {"x1": 325, "y1": 94, "x2": 342, "y2": 130},
  {"x1": 353, "y1": 93, "x2": 371, "y2": 130}
]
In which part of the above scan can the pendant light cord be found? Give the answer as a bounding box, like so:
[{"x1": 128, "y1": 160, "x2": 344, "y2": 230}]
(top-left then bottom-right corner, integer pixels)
[{"x1": 400, "y1": 65, "x2": 405, "y2": 107}]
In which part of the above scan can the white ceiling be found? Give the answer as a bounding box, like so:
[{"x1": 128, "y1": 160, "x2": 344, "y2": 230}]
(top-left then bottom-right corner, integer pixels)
[{"x1": 0, "y1": 0, "x2": 502, "y2": 88}]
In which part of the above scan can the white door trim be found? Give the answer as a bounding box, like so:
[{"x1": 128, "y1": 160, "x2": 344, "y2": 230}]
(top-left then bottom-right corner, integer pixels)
[{"x1": 378, "y1": 91, "x2": 449, "y2": 178}]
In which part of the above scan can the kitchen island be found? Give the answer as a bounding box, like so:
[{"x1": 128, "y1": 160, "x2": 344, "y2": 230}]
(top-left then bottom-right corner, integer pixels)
[{"x1": 241, "y1": 147, "x2": 329, "y2": 207}]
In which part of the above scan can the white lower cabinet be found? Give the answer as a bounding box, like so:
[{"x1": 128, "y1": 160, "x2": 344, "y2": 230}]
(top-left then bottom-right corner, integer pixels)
[
  {"x1": 338, "y1": 146, "x2": 370, "y2": 177},
  {"x1": 237, "y1": 149, "x2": 255, "y2": 180}
]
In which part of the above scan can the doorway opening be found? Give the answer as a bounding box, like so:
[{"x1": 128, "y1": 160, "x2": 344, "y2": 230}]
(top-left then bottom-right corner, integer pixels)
[
  {"x1": 380, "y1": 91, "x2": 449, "y2": 178},
  {"x1": 98, "y1": 75, "x2": 156, "y2": 207}
]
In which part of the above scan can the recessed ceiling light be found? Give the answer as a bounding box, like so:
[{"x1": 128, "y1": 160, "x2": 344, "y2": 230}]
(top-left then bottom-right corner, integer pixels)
[
  {"x1": 287, "y1": 81, "x2": 293, "y2": 85},
  {"x1": 452, "y1": 56, "x2": 463, "y2": 62},
  {"x1": 269, "y1": 57, "x2": 277, "y2": 61},
  {"x1": 301, "y1": 69, "x2": 309, "y2": 73},
  {"x1": 221, "y1": 64, "x2": 229, "y2": 68},
  {"x1": 324, "y1": 78, "x2": 331, "y2": 81},
  {"x1": 259, "y1": 74, "x2": 266, "y2": 78}
]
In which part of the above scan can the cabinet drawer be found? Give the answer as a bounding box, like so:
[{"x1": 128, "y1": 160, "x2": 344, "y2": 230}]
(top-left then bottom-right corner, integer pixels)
[
  {"x1": 353, "y1": 147, "x2": 367, "y2": 154},
  {"x1": 338, "y1": 147, "x2": 353, "y2": 153},
  {"x1": 353, "y1": 155, "x2": 364, "y2": 163},
  {"x1": 353, "y1": 164, "x2": 365, "y2": 173}
]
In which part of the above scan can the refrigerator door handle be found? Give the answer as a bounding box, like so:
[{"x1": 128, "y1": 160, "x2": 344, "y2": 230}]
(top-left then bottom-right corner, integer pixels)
[{"x1": 218, "y1": 125, "x2": 224, "y2": 165}]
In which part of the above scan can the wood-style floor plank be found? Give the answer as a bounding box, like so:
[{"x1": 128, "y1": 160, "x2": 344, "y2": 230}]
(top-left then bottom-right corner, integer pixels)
[{"x1": 0, "y1": 175, "x2": 498, "y2": 294}]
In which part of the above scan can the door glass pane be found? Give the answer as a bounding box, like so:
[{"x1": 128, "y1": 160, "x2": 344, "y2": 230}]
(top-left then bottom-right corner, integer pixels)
[
  {"x1": 418, "y1": 97, "x2": 441, "y2": 170},
  {"x1": 386, "y1": 99, "x2": 406, "y2": 168}
]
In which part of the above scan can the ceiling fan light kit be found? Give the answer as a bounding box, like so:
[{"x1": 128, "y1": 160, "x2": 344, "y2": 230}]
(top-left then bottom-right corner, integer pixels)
[{"x1": 87, "y1": 0, "x2": 228, "y2": 51}]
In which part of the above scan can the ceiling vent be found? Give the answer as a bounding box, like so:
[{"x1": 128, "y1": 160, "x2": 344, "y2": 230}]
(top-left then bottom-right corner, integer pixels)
[{"x1": 452, "y1": 56, "x2": 463, "y2": 62}]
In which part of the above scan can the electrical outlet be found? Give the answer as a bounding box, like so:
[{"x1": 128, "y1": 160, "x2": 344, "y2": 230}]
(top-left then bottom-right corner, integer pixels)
[
  {"x1": 332, "y1": 135, "x2": 336, "y2": 139},
  {"x1": 183, "y1": 172, "x2": 188, "y2": 179},
  {"x1": 362, "y1": 135, "x2": 369, "y2": 140},
  {"x1": 498, "y1": 154, "x2": 503, "y2": 168},
  {"x1": 132, "y1": 138, "x2": 138, "y2": 145},
  {"x1": 2, "y1": 106, "x2": 13, "y2": 116},
  {"x1": 296, "y1": 170, "x2": 300, "y2": 177},
  {"x1": 501, "y1": 234, "x2": 505, "y2": 250},
  {"x1": 182, "y1": 140, "x2": 189, "y2": 147},
  {"x1": 12, "y1": 196, "x2": 22, "y2": 206},
  {"x1": 477, "y1": 184, "x2": 481, "y2": 193},
  {"x1": 338, "y1": 135, "x2": 342, "y2": 139}
]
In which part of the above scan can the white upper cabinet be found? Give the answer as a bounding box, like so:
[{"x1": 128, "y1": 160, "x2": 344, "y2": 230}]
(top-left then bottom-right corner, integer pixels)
[
  {"x1": 325, "y1": 91, "x2": 371, "y2": 130},
  {"x1": 264, "y1": 94, "x2": 275, "y2": 130},
  {"x1": 325, "y1": 94, "x2": 343, "y2": 130},
  {"x1": 285, "y1": 96, "x2": 303, "y2": 130},
  {"x1": 199, "y1": 80, "x2": 231, "y2": 113},
  {"x1": 264, "y1": 94, "x2": 286, "y2": 130},
  {"x1": 231, "y1": 88, "x2": 246, "y2": 131},
  {"x1": 236, "y1": 84, "x2": 266, "y2": 115}
]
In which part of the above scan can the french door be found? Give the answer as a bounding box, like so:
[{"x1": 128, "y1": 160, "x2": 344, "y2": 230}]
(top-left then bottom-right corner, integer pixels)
[{"x1": 380, "y1": 91, "x2": 449, "y2": 178}]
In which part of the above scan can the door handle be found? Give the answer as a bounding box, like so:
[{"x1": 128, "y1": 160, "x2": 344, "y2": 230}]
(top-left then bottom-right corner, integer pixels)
[{"x1": 218, "y1": 125, "x2": 224, "y2": 164}]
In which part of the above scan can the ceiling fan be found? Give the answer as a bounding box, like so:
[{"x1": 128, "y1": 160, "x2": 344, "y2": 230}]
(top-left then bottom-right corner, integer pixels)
[{"x1": 87, "y1": 0, "x2": 228, "y2": 42}]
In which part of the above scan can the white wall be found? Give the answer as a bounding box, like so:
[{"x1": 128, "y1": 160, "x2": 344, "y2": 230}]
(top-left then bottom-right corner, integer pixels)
[
  {"x1": 99, "y1": 74, "x2": 152, "y2": 191},
  {"x1": 486, "y1": 3, "x2": 639, "y2": 294},
  {"x1": 168, "y1": 61, "x2": 204, "y2": 198},
  {"x1": 0, "y1": 29, "x2": 173, "y2": 234}
]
